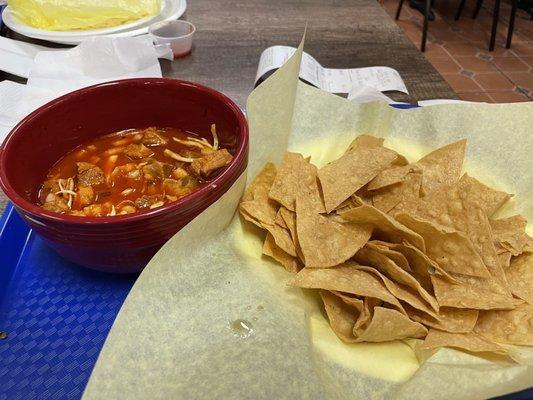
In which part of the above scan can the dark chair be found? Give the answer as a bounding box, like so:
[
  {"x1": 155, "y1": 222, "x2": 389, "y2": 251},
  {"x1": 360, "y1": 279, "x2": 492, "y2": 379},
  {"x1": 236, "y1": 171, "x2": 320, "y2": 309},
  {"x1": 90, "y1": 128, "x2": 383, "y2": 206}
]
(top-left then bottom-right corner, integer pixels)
[
  {"x1": 396, "y1": 0, "x2": 520, "y2": 52},
  {"x1": 455, "y1": 0, "x2": 519, "y2": 51},
  {"x1": 395, "y1": 0, "x2": 432, "y2": 52}
]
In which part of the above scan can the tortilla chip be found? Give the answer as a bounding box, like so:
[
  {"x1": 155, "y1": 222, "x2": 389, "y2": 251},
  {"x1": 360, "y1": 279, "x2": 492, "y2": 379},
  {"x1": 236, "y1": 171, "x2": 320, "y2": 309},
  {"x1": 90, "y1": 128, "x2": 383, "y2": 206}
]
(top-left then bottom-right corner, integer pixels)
[
  {"x1": 505, "y1": 252, "x2": 533, "y2": 305},
  {"x1": 263, "y1": 223, "x2": 296, "y2": 257},
  {"x1": 422, "y1": 329, "x2": 508, "y2": 355},
  {"x1": 372, "y1": 172, "x2": 423, "y2": 214},
  {"x1": 459, "y1": 206, "x2": 510, "y2": 287},
  {"x1": 334, "y1": 194, "x2": 365, "y2": 213},
  {"x1": 407, "y1": 183, "x2": 511, "y2": 290},
  {"x1": 415, "y1": 139, "x2": 466, "y2": 196},
  {"x1": 431, "y1": 274, "x2": 515, "y2": 310},
  {"x1": 279, "y1": 207, "x2": 296, "y2": 238},
  {"x1": 396, "y1": 213, "x2": 491, "y2": 278},
  {"x1": 491, "y1": 215, "x2": 530, "y2": 256},
  {"x1": 474, "y1": 301, "x2": 533, "y2": 345},
  {"x1": 407, "y1": 305, "x2": 478, "y2": 333},
  {"x1": 355, "y1": 307, "x2": 427, "y2": 342},
  {"x1": 240, "y1": 208, "x2": 266, "y2": 229},
  {"x1": 318, "y1": 146, "x2": 398, "y2": 212},
  {"x1": 458, "y1": 174, "x2": 512, "y2": 217},
  {"x1": 279, "y1": 207, "x2": 306, "y2": 263},
  {"x1": 239, "y1": 195, "x2": 279, "y2": 228},
  {"x1": 354, "y1": 297, "x2": 382, "y2": 332},
  {"x1": 296, "y1": 200, "x2": 371, "y2": 268},
  {"x1": 320, "y1": 290, "x2": 359, "y2": 343},
  {"x1": 263, "y1": 233, "x2": 301, "y2": 273},
  {"x1": 354, "y1": 246, "x2": 439, "y2": 312},
  {"x1": 393, "y1": 155, "x2": 410, "y2": 167},
  {"x1": 346, "y1": 134, "x2": 384, "y2": 152},
  {"x1": 499, "y1": 252, "x2": 513, "y2": 268},
  {"x1": 411, "y1": 175, "x2": 510, "y2": 227},
  {"x1": 412, "y1": 174, "x2": 510, "y2": 221},
  {"x1": 242, "y1": 162, "x2": 277, "y2": 202},
  {"x1": 340, "y1": 204, "x2": 425, "y2": 251},
  {"x1": 268, "y1": 152, "x2": 325, "y2": 213},
  {"x1": 353, "y1": 264, "x2": 439, "y2": 318},
  {"x1": 274, "y1": 208, "x2": 288, "y2": 229},
  {"x1": 331, "y1": 291, "x2": 364, "y2": 313},
  {"x1": 289, "y1": 264, "x2": 405, "y2": 313},
  {"x1": 386, "y1": 241, "x2": 457, "y2": 284},
  {"x1": 367, "y1": 241, "x2": 412, "y2": 271},
  {"x1": 367, "y1": 164, "x2": 421, "y2": 191}
]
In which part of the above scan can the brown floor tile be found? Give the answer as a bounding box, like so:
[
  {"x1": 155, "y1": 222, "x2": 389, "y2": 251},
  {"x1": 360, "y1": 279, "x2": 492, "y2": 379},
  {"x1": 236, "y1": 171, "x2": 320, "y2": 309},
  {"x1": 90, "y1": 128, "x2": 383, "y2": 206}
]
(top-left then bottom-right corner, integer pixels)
[
  {"x1": 505, "y1": 72, "x2": 533, "y2": 91},
  {"x1": 442, "y1": 74, "x2": 483, "y2": 92},
  {"x1": 455, "y1": 56, "x2": 498, "y2": 73},
  {"x1": 472, "y1": 42, "x2": 514, "y2": 57},
  {"x1": 493, "y1": 56, "x2": 530, "y2": 72},
  {"x1": 453, "y1": 19, "x2": 486, "y2": 32},
  {"x1": 474, "y1": 73, "x2": 515, "y2": 91},
  {"x1": 457, "y1": 29, "x2": 492, "y2": 43},
  {"x1": 510, "y1": 31, "x2": 531, "y2": 44},
  {"x1": 443, "y1": 42, "x2": 481, "y2": 57},
  {"x1": 429, "y1": 58, "x2": 462, "y2": 74},
  {"x1": 458, "y1": 92, "x2": 494, "y2": 102},
  {"x1": 429, "y1": 18, "x2": 452, "y2": 31},
  {"x1": 430, "y1": 28, "x2": 465, "y2": 43},
  {"x1": 425, "y1": 50, "x2": 453, "y2": 61},
  {"x1": 396, "y1": 19, "x2": 421, "y2": 32},
  {"x1": 511, "y1": 42, "x2": 533, "y2": 57},
  {"x1": 424, "y1": 44, "x2": 450, "y2": 58},
  {"x1": 487, "y1": 91, "x2": 531, "y2": 103},
  {"x1": 517, "y1": 56, "x2": 533, "y2": 68}
]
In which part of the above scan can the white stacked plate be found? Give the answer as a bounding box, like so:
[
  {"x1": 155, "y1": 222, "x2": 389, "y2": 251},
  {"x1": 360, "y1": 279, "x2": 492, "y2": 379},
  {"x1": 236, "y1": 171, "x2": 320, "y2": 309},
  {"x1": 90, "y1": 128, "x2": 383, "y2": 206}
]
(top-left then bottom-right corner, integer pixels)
[{"x1": 2, "y1": 0, "x2": 187, "y2": 45}]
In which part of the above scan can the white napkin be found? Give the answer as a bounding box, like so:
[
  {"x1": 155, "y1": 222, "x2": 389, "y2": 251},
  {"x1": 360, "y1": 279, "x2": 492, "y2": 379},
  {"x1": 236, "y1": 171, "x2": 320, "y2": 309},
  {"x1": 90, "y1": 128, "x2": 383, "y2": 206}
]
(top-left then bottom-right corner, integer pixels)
[{"x1": 0, "y1": 36, "x2": 172, "y2": 142}]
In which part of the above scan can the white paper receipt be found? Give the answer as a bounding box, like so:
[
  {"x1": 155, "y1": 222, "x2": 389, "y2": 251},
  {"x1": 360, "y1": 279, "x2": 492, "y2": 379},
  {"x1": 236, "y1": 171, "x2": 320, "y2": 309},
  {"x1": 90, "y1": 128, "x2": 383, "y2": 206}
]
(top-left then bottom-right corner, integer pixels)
[{"x1": 255, "y1": 45, "x2": 408, "y2": 94}]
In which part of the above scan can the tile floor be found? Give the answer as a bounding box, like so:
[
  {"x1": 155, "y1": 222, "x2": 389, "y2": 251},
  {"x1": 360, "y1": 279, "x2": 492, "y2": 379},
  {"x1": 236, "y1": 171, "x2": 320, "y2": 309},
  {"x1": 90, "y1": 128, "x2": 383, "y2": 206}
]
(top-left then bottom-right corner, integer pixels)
[{"x1": 381, "y1": 0, "x2": 533, "y2": 102}]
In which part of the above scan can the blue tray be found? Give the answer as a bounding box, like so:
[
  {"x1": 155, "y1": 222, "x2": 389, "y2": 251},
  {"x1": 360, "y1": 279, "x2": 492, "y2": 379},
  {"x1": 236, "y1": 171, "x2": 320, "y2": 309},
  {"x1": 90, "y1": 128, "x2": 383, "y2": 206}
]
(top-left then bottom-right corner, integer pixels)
[
  {"x1": 0, "y1": 204, "x2": 136, "y2": 399},
  {"x1": 1, "y1": 204, "x2": 531, "y2": 400}
]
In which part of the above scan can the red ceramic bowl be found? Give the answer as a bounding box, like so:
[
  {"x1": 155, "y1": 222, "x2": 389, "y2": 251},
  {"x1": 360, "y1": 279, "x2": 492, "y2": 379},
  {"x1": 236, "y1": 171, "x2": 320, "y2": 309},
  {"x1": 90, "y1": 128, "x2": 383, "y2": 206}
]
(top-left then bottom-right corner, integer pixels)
[{"x1": 0, "y1": 78, "x2": 248, "y2": 273}]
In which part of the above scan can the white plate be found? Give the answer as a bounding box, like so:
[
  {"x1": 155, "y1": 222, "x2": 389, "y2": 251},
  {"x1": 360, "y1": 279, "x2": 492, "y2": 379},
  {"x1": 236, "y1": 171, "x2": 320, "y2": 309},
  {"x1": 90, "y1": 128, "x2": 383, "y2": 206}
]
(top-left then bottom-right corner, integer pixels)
[
  {"x1": 2, "y1": 7, "x2": 159, "y2": 38},
  {"x1": 3, "y1": 0, "x2": 186, "y2": 45}
]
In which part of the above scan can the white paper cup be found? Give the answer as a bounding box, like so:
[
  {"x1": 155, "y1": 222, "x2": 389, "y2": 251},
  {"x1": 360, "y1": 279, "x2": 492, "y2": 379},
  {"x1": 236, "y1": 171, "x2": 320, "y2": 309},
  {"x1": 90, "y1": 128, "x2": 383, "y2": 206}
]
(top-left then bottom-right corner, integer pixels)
[{"x1": 149, "y1": 20, "x2": 195, "y2": 59}]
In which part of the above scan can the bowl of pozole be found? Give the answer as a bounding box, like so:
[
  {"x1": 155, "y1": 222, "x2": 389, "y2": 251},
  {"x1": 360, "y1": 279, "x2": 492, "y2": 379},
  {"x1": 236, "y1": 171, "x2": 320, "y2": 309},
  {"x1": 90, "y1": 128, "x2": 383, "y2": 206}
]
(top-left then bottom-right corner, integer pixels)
[{"x1": 0, "y1": 78, "x2": 248, "y2": 273}]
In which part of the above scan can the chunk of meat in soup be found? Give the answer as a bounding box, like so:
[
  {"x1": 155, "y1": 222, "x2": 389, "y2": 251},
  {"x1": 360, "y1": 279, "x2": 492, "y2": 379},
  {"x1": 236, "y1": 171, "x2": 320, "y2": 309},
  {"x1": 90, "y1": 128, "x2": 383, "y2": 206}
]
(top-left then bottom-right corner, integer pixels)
[
  {"x1": 124, "y1": 143, "x2": 153, "y2": 159},
  {"x1": 39, "y1": 178, "x2": 74, "y2": 213},
  {"x1": 77, "y1": 185, "x2": 95, "y2": 207},
  {"x1": 77, "y1": 162, "x2": 105, "y2": 186},
  {"x1": 42, "y1": 196, "x2": 69, "y2": 213},
  {"x1": 142, "y1": 128, "x2": 168, "y2": 146},
  {"x1": 163, "y1": 177, "x2": 199, "y2": 198},
  {"x1": 39, "y1": 179, "x2": 61, "y2": 204},
  {"x1": 142, "y1": 159, "x2": 175, "y2": 181},
  {"x1": 190, "y1": 149, "x2": 233, "y2": 179},
  {"x1": 83, "y1": 202, "x2": 114, "y2": 217},
  {"x1": 112, "y1": 163, "x2": 142, "y2": 180},
  {"x1": 135, "y1": 195, "x2": 164, "y2": 209}
]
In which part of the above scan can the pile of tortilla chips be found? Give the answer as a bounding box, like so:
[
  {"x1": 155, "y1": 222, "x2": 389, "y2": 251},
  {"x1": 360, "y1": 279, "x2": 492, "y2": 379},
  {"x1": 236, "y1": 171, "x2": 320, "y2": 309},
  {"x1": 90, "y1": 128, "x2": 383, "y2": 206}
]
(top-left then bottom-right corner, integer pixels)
[{"x1": 239, "y1": 134, "x2": 533, "y2": 358}]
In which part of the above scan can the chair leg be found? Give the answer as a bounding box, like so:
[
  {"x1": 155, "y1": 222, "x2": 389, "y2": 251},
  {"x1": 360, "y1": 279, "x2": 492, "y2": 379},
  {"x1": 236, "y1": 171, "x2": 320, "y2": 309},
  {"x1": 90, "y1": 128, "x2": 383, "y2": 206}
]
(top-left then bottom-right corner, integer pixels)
[
  {"x1": 489, "y1": 0, "x2": 500, "y2": 51},
  {"x1": 395, "y1": 0, "x2": 406, "y2": 20},
  {"x1": 506, "y1": 0, "x2": 517, "y2": 48},
  {"x1": 472, "y1": 0, "x2": 483, "y2": 18},
  {"x1": 455, "y1": 0, "x2": 466, "y2": 20},
  {"x1": 421, "y1": 0, "x2": 430, "y2": 52}
]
